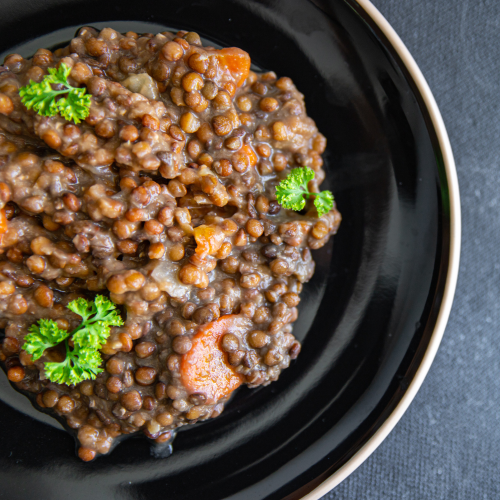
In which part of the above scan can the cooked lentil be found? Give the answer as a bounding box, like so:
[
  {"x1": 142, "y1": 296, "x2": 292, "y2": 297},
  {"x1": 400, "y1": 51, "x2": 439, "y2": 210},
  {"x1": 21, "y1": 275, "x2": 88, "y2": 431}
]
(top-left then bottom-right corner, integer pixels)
[{"x1": 0, "y1": 27, "x2": 341, "y2": 461}]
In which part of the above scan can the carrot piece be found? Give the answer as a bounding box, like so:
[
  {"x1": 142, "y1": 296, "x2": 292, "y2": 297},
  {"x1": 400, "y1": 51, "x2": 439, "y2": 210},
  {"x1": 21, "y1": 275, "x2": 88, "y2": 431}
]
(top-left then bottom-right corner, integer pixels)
[
  {"x1": 217, "y1": 48, "x2": 251, "y2": 87},
  {"x1": 0, "y1": 209, "x2": 7, "y2": 235},
  {"x1": 193, "y1": 224, "x2": 225, "y2": 256},
  {"x1": 240, "y1": 144, "x2": 258, "y2": 167},
  {"x1": 180, "y1": 315, "x2": 252, "y2": 404}
]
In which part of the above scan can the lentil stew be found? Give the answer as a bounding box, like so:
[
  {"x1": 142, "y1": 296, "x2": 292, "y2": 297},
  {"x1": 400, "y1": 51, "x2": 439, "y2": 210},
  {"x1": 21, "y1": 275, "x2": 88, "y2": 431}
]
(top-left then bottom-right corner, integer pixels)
[{"x1": 0, "y1": 27, "x2": 341, "y2": 461}]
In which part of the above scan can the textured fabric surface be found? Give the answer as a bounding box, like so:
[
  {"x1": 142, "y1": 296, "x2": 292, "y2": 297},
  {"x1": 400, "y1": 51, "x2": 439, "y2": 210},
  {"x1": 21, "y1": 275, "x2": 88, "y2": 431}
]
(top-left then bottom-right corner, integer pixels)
[{"x1": 322, "y1": 0, "x2": 499, "y2": 498}]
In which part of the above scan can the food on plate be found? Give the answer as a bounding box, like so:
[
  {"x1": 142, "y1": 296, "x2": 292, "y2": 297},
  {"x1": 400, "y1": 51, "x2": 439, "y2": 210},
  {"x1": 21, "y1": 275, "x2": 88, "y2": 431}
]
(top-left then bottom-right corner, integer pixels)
[{"x1": 0, "y1": 26, "x2": 341, "y2": 460}]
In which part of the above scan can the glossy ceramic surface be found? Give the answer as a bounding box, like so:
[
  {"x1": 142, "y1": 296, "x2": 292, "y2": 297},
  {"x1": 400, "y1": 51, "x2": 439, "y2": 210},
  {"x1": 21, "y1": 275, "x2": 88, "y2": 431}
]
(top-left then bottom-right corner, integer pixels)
[{"x1": 0, "y1": 1, "x2": 458, "y2": 499}]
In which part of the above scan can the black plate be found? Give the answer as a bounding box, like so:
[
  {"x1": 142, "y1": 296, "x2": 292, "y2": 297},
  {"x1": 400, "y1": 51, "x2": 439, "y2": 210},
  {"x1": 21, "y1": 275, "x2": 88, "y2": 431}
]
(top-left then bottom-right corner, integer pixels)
[{"x1": 0, "y1": 1, "x2": 456, "y2": 499}]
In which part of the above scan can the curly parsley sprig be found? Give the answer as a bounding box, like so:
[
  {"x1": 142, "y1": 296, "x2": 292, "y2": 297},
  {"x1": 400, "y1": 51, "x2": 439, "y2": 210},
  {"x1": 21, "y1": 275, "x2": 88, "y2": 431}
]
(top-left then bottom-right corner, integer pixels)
[
  {"x1": 19, "y1": 63, "x2": 91, "y2": 124},
  {"x1": 22, "y1": 295, "x2": 123, "y2": 385},
  {"x1": 275, "y1": 166, "x2": 334, "y2": 217}
]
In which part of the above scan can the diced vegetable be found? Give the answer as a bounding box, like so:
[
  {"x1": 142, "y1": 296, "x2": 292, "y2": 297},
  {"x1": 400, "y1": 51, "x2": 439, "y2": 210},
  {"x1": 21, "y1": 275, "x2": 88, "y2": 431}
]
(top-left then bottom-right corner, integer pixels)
[
  {"x1": 121, "y1": 73, "x2": 160, "y2": 100},
  {"x1": 193, "y1": 224, "x2": 225, "y2": 256},
  {"x1": 217, "y1": 48, "x2": 251, "y2": 87},
  {"x1": 180, "y1": 315, "x2": 252, "y2": 404},
  {"x1": 0, "y1": 208, "x2": 7, "y2": 234}
]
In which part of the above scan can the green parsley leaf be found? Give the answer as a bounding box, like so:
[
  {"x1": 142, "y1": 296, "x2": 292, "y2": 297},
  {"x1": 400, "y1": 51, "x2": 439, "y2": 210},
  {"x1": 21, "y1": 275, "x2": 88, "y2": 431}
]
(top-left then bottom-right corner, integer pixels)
[
  {"x1": 313, "y1": 190, "x2": 334, "y2": 218},
  {"x1": 22, "y1": 319, "x2": 70, "y2": 361},
  {"x1": 19, "y1": 63, "x2": 91, "y2": 124},
  {"x1": 66, "y1": 297, "x2": 94, "y2": 322},
  {"x1": 275, "y1": 166, "x2": 334, "y2": 217},
  {"x1": 44, "y1": 344, "x2": 103, "y2": 386},
  {"x1": 275, "y1": 166, "x2": 315, "y2": 212},
  {"x1": 22, "y1": 295, "x2": 123, "y2": 385},
  {"x1": 57, "y1": 87, "x2": 91, "y2": 124},
  {"x1": 70, "y1": 295, "x2": 124, "y2": 350}
]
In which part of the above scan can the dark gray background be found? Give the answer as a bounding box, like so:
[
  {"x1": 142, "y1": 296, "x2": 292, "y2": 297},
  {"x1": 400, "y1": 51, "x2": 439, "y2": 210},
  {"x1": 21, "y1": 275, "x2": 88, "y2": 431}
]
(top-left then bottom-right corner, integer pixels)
[{"x1": 323, "y1": 0, "x2": 498, "y2": 498}]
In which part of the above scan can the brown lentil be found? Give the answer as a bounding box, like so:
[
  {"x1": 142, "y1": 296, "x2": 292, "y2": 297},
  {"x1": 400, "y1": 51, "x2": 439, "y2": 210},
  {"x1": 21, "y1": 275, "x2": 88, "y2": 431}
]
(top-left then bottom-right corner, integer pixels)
[
  {"x1": 34, "y1": 285, "x2": 54, "y2": 308},
  {"x1": 106, "y1": 377, "x2": 123, "y2": 394},
  {"x1": 248, "y1": 331, "x2": 270, "y2": 348},
  {"x1": 213, "y1": 90, "x2": 232, "y2": 111},
  {"x1": 135, "y1": 366, "x2": 157, "y2": 385},
  {"x1": 121, "y1": 391, "x2": 143, "y2": 411},
  {"x1": 260, "y1": 97, "x2": 279, "y2": 112},
  {"x1": 149, "y1": 242, "x2": 166, "y2": 259},
  {"x1": 180, "y1": 111, "x2": 201, "y2": 133},
  {"x1": 7, "y1": 366, "x2": 25, "y2": 382},
  {"x1": 246, "y1": 219, "x2": 264, "y2": 238},
  {"x1": 42, "y1": 390, "x2": 60, "y2": 408},
  {"x1": 161, "y1": 41, "x2": 183, "y2": 61},
  {"x1": 57, "y1": 396, "x2": 75, "y2": 413},
  {"x1": 188, "y1": 53, "x2": 209, "y2": 73},
  {"x1": 221, "y1": 333, "x2": 239, "y2": 352},
  {"x1": 0, "y1": 93, "x2": 14, "y2": 115},
  {"x1": 135, "y1": 341, "x2": 156, "y2": 358},
  {"x1": 212, "y1": 115, "x2": 233, "y2": 136}
]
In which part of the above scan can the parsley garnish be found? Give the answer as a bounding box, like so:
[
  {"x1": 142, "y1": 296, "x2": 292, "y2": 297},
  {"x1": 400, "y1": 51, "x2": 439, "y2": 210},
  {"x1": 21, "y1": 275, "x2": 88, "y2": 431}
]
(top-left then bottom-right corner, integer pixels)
[
  {"x1": 275, "y1": 166, "x2": 334, "y2": 217},
  {"x1": 22, "y1": 295, "x2": 123, "y2": 385},
  {"x1": 19, "y1": 63, "x2": 91, "y2": 124}
]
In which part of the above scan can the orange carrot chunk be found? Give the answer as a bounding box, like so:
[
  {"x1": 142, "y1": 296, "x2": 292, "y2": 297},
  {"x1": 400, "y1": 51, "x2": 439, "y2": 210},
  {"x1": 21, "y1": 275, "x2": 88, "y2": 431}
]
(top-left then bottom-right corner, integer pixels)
[
  {"x1": 0, "y1": 209, "x2": 7, "y2": 234},
  {"x1": 193, "y1": 224, "x2": 225, "y2": 257},
  {"x1": 180, "y1": 315, "x2": 252, "y2": 404},
  {"x1": 217, "y1": 48, "x2": 251, "y2": 87}
]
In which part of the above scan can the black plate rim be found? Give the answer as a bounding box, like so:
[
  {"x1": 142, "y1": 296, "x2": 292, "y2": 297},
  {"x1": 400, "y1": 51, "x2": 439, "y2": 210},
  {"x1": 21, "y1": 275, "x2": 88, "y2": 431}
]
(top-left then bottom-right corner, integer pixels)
[{"x1": 302, "y1": 1, "x2": 461, "y2": 497}]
